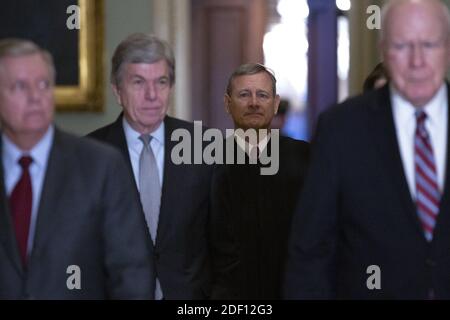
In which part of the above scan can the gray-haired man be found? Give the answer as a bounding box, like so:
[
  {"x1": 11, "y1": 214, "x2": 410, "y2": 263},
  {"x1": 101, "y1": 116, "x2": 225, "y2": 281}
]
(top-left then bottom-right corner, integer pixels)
[{"x1": 88, "y1": 33, "x2": 213, "y2": 300}]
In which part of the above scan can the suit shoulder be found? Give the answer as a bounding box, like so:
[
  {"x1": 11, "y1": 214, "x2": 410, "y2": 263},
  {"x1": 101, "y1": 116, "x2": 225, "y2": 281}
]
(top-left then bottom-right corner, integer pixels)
[
  {"x1": 165, "y1": 116, "x2": 210, "y2": 133},
  {"x1": 324, "y1": 89, "x2": 381, "y2": 117},
  {"x1": 279, "y1": 136, "x2": 310, "y2": 160},
  {"x1": 86, "y1": 122, "x2": 116, "y2": 140},
  {"x1": 279, "y1": 135, "x2": 309, "y2": 150},
  {"x1": 165, "y1": 116, "x2": 192, "y2": 129},
  {"x1": 318, "y1": 89, "x2": 382, "y2": 133},
  {"x1": 58, "y1": 130, "x2": 123, "y2": 161}
]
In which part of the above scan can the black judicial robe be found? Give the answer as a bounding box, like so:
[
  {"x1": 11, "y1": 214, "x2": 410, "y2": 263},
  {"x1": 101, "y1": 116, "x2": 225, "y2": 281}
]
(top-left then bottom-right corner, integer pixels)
[{"x1": 210, "y1": 135, "x2": 309, "y2": 299}]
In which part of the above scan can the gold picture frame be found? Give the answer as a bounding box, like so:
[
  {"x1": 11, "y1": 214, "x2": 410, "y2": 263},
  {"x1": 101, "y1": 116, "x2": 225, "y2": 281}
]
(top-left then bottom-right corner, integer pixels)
[{"x1": 55, "y1": 0, "x2": 104, "y2": 111}]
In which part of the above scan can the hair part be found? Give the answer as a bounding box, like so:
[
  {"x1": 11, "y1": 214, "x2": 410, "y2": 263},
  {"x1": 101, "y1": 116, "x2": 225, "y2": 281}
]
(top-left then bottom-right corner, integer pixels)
[
  {"x1": 226, "y1": 63, "x2": 277, "y2": 96},
  {"x1": 111, "y1": 33, "x2": 175, "y2": 86},
  {"x1": 0, "y1": 38, "x2": 56, "y2": 83}
]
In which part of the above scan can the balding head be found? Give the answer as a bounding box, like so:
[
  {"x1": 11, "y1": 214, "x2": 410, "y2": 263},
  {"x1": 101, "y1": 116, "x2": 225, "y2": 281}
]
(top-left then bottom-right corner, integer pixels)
[
  {"x1": 381, "y1": 0, "x2": 450, "y2": 43},
  {"x1": 379, "y1": 0, "x2": 450, "y2": 107}
]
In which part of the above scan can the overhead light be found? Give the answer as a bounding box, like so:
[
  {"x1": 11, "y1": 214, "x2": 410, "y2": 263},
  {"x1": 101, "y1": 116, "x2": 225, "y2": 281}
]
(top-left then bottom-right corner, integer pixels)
[
  {"x1": 336, "y1": 0, "x2": 351, "y2": 11},
  {"x1": 277, "y1": 0, "x2": 309, "y2": 20}
]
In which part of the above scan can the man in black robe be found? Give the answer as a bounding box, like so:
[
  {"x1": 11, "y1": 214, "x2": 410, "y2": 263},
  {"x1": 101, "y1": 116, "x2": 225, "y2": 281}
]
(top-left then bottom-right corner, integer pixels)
[{"x1": 210, "y1": 63, "x2": 309, "y2": 299}]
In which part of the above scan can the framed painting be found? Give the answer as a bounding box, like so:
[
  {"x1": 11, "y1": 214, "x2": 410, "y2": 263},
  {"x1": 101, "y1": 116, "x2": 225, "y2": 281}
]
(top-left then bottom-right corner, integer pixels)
[{"x1": 0, "y1": 0, "x2": 104, "y2": 111}]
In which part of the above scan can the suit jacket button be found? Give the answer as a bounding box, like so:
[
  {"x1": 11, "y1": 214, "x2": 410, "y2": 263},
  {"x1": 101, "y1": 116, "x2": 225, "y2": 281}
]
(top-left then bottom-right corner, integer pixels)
[{"x1": 154, "y1": 253, "x2": 160, "y2": 260}]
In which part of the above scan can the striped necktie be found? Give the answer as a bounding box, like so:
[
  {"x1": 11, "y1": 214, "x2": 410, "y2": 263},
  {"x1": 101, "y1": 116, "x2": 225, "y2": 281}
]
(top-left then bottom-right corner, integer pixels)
[{"x1": 414, "y1": 110, "x2": 440, "y2": 242}]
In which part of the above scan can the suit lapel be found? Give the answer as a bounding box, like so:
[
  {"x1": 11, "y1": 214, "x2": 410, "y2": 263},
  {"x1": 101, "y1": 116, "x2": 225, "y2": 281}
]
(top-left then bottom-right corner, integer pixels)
[
  {"x1": 369, "y1": 86, "x2": 425, "y2": 238},
  {"x1": 0, "y1": 140, "x2": 24, "y2": 274},
  {"x1": 28, "y1": 129, "x2": 71, "y2": 265},
  {"x1": 103, "y1": 114, "x2": 136, "y2": 185},
  {"x1": 156, "y1": 116, "x2": 180, "y2": 247}
]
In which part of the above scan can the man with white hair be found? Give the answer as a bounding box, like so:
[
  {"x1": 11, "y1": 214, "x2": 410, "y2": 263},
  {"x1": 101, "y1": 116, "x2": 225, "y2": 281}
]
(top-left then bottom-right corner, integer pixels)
[{"x1": 284, "y1": 0, "x2": 450, "y2": 299}]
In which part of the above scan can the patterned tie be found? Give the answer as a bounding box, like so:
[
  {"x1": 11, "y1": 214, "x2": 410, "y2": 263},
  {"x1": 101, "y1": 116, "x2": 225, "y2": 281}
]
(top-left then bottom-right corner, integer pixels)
[
  {"x1": 138, "y1": 134, "x2": 163, "y2": 299},
  {"x1": 414, "y1": 111, "x2": 440, "y2": 242},
  {"x1": 9, "y1": 156, "x2": 33, "y2": 265}
]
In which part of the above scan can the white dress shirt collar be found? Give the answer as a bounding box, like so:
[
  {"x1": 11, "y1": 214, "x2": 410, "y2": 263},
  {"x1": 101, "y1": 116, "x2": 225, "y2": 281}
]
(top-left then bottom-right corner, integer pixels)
[
  {"x1": 391, "y1": 84, "x2": 447, "y2": 129},
  {"x1": 2, "y1": 125, "x2": 54, "y2": 171},
  {"x1": 122, "y1": 117, "x2": 165, "y2": 151},
  {"x1": 234, "y1": 130, "x2": 270, "y2": 157}
]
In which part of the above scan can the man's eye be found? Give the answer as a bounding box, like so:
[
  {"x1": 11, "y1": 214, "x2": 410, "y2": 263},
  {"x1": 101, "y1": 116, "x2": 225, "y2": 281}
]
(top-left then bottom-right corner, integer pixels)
[
  {"x1": 158, "y1": 77, "x2": 169, "y2": 86},
  {"x1": 12, "y1": 81, "x2": 27, "y2": 91},
  {"x1": 133, "y1": 79, "x2": 144, "y2": 85},
  {"x1": 258, "y1": 92, "x2": 269, "y2": 99},
  {"x1": 423, "y1": 41, "x2": 440, "y2": 49},
  {"x1": 37, "y1": 80, "x2": 50, "y2": 90},
  {"x1": 238, "y1": 92, "x2": 250, "y2": 98},
  {"x1": 392, "y1": 43, "x2": 408, "y2": 50}
]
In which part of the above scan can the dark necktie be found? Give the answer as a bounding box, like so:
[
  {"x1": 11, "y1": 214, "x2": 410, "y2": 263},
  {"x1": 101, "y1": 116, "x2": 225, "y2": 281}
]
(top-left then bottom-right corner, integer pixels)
[
  {"x1": 414, "y1": 111, "x2": 440, "y2": 242},
  {"x1": 9, "y1": 156, "x2": 33, "y2": 265}
]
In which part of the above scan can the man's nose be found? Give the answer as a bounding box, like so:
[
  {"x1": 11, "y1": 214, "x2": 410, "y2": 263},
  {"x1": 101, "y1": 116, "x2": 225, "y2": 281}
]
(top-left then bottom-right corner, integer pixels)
[
  {"x1": 410, "y1": 43, "x2": 425, "y2": 68},
  {"x1": 249, "y1": 93, "x2": 259, "y2": 108},
  {"x1": 145, "y1": 83, "x2": 157, "y2": 100},
  {"x1": 27, "y1": 85, "x2": 43, "y2": 103}
]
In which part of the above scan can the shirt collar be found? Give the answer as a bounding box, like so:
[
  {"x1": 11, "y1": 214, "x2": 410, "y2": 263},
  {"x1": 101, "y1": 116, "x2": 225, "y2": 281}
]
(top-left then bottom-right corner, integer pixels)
[
  {"x1": 2, "y1": 125, "x2": 54, "y2": 170},
  {"x1": 234, "y1": 129, "x2": 271, "y2": 154},
  {"x1": 391, "y1": 83, "x2": 447, "y2": 127},
  {"x1": 122, "y1": 117, "x2": 165, "y2": 151}
]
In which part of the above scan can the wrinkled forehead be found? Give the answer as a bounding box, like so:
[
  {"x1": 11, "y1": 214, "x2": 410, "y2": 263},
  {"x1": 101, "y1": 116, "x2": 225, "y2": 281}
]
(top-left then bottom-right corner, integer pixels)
[
  {"x1": 119, "y1": 60, "x2": 170, "y2": 80},
  {"x1": 231, "y1": 72, "x2": 273, "y2": 90}
]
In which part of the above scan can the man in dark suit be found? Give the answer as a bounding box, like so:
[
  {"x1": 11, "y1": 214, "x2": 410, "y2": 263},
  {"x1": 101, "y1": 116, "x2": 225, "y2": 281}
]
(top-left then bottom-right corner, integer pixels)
[
  {"x1": 88, "y1": 33, "x2": 213, "y2": 299},
  {"x1": 0, "y1": 38, "x2": 155, "y2": 299},
  {"x1": 284, "y1": 0, "x2": 450, "y2": 299},
  {"x1": 211, "y1": 63, "x2": 309, "y2": 299}
]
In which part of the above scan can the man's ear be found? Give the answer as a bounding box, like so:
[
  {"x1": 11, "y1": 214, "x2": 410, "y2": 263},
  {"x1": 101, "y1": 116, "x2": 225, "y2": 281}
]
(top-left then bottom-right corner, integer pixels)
[
  {"x1": 111, "y1": 83, "x2": 122, "y2": 106},
  {"x1": 224, "y1": 94, "x2": 231, "y2": 114},
  {"x1": 274, "y1": 94, "x2": 281, "y2": 115}
]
